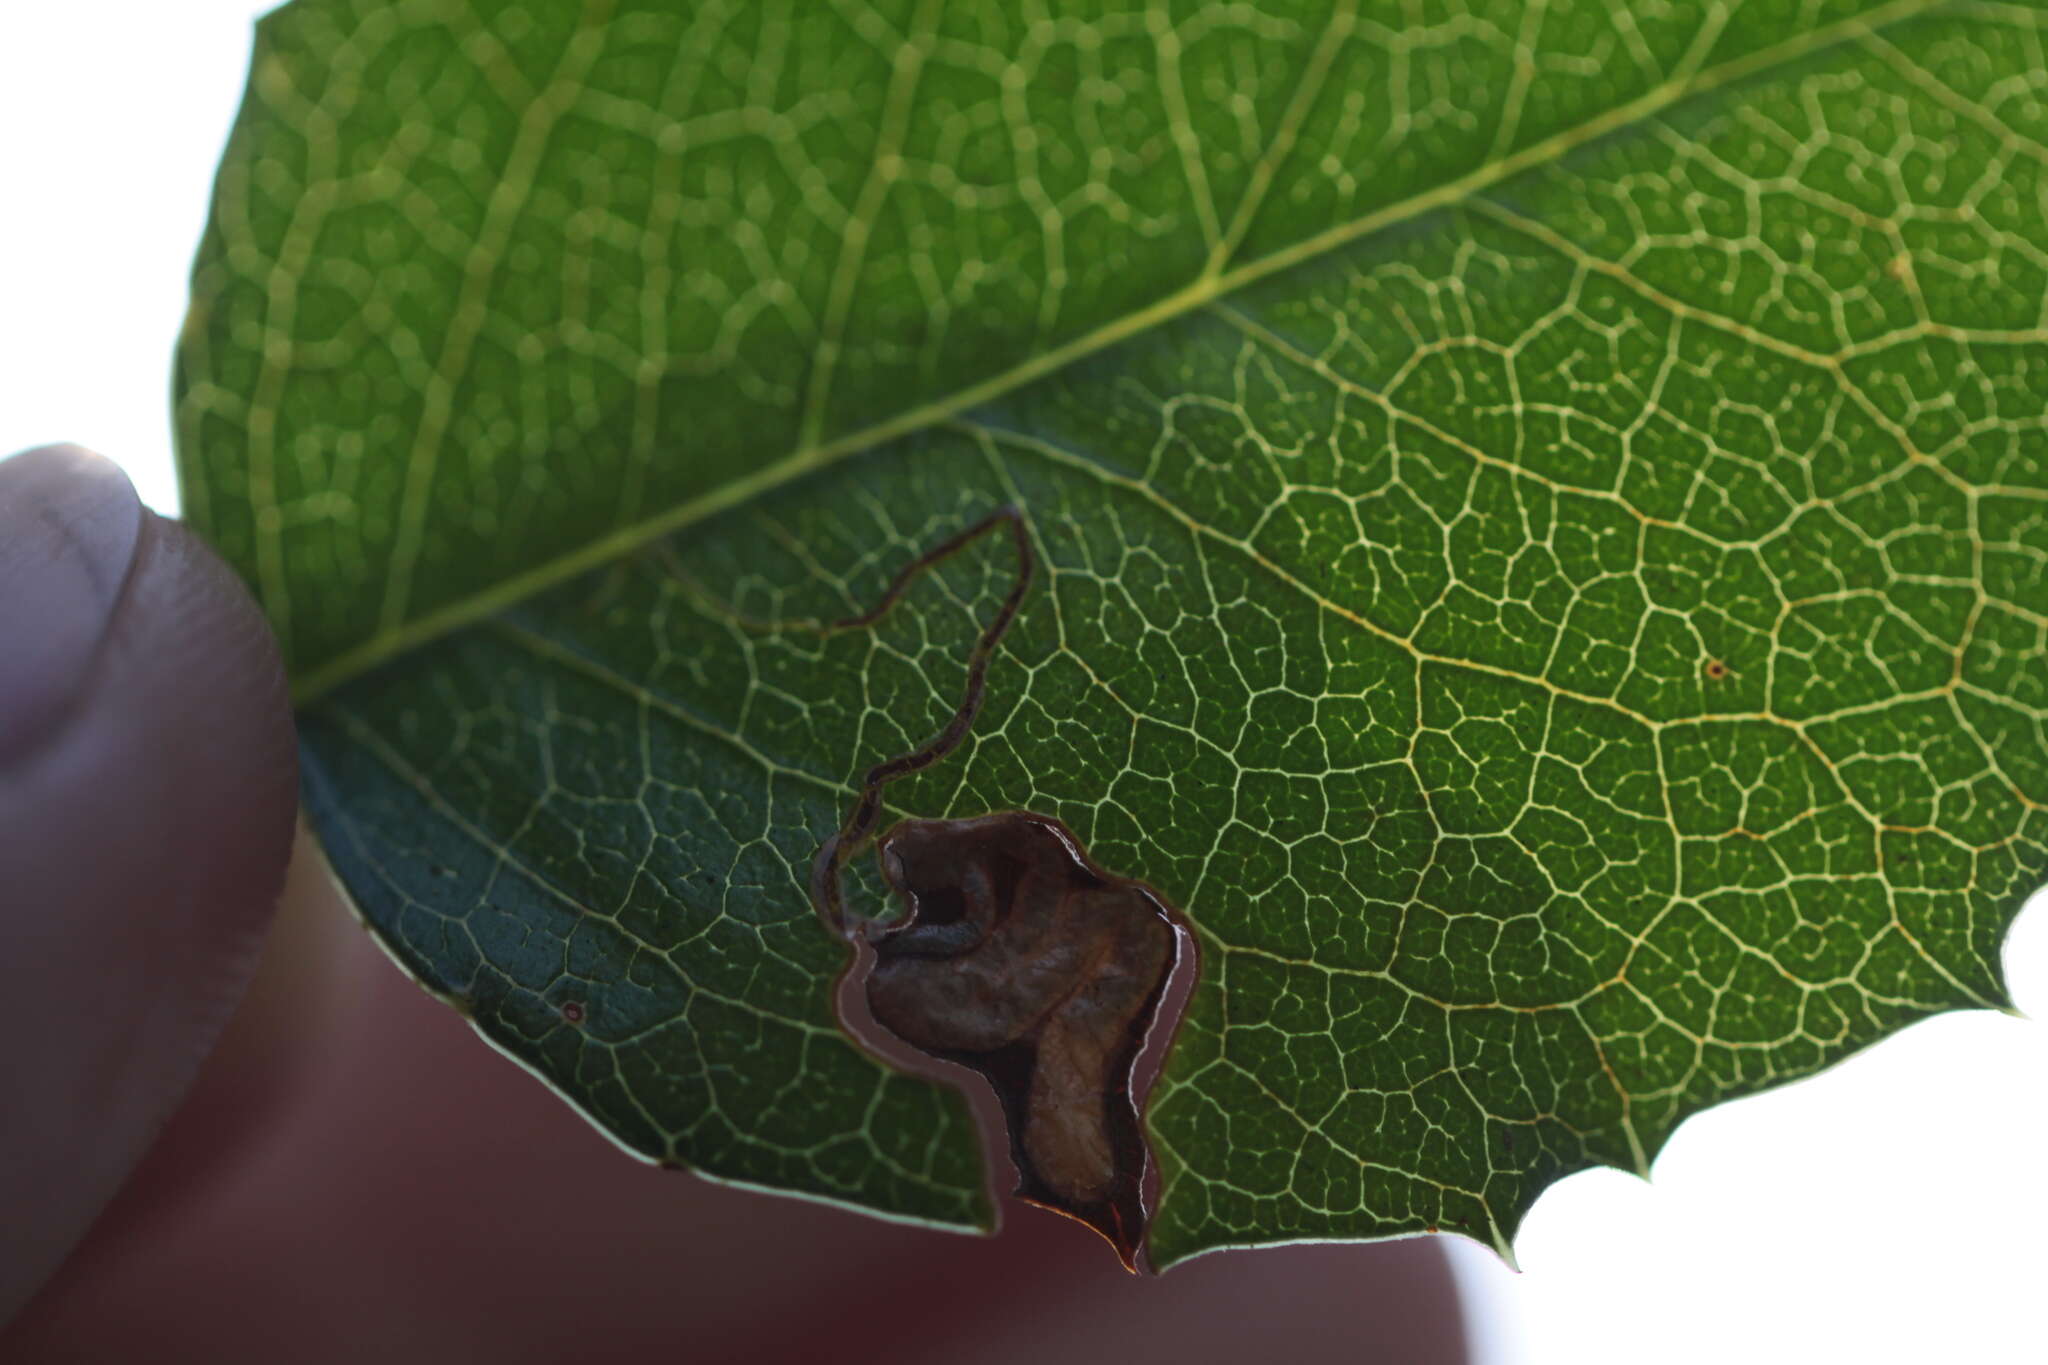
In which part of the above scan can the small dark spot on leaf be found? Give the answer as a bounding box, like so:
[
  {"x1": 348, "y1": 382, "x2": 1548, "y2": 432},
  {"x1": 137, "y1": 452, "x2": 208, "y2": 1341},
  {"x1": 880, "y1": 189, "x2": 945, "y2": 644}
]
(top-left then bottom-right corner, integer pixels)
[
  {"x1": 560, "y1": 1000, "x2": 586, "y2": 1025},
  {"x1": 1704, "y1": 658, "x2": 1729, "y2": 680}
]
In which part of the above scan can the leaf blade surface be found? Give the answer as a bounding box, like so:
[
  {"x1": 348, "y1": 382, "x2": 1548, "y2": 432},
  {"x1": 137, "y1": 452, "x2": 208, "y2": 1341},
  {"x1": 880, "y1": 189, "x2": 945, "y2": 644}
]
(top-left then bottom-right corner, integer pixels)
[{"x1": 184, "y1": 0, "x2": 2048, "y2": 1263}]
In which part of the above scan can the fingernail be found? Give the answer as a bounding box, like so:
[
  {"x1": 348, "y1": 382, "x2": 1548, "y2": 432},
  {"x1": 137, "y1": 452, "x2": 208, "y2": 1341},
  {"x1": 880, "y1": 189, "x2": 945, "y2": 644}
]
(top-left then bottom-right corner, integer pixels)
[{"x1": 0, "y1": 445, "x2": 143, "y2": 768}]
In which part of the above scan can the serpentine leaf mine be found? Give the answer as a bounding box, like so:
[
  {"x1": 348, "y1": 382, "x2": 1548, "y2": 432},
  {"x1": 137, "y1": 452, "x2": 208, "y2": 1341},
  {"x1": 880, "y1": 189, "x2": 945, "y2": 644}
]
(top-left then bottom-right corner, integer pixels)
[{"x1": 811, "y1": 509, "x2": 1191, "y2": 1269}]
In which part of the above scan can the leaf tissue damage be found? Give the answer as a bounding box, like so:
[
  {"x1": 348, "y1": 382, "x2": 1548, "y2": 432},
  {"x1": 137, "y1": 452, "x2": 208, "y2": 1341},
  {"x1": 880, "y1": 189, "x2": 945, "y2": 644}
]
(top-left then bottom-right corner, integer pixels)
[{"x1": 812, "y1": 509, "x2": 1189, "y2": 1269}]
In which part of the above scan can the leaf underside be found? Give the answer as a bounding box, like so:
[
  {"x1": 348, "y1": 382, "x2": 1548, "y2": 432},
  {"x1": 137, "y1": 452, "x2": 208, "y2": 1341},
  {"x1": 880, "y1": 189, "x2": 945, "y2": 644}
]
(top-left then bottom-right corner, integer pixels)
[{"x1": 179, "y1": 0, "x2": 2048, "y2": 1266}]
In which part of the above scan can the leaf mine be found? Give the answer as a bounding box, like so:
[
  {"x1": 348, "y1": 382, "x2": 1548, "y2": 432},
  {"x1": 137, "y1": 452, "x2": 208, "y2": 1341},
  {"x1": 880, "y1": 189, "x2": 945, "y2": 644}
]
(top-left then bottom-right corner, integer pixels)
[
  {"x1": 865, "y1": 812, "x2": 1185, "y2": 1271},
  {"x1": 809, "y1": 510, "x2": 1193, "y2": 1269}
]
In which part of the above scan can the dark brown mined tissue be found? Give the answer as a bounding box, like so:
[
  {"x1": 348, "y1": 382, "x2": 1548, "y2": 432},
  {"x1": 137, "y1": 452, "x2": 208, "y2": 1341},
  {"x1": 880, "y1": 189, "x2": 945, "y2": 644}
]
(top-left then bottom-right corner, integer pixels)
[
  {"x1": 867, "y1": 812, "x2": 1180, "y2": 1267},
  {"x1": 804, "y1": 507, "x2": 1192, "y2": 1269}
]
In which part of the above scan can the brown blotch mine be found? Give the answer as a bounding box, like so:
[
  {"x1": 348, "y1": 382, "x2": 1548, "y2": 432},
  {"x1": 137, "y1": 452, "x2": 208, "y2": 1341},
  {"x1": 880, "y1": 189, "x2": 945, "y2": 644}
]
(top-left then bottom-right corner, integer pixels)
[
  {"x1": 867, "y1": 812, "x2": 1180, "y2": 1268},
  {"x1": 806, "y1": 507, "x2": 1193, "y2": 1270}
]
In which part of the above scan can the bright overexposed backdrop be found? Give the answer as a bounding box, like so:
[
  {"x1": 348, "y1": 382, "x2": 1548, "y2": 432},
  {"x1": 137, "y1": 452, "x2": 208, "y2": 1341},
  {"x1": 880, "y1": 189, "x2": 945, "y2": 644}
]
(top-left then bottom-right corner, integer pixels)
[{"x1": 4, "y1": 4, "x2": 2043, "y2": 1361}]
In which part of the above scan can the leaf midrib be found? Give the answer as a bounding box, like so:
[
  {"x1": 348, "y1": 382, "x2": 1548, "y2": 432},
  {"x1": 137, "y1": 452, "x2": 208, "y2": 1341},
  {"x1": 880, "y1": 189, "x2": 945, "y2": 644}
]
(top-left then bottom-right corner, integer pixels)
[{"x1": 292, "y1": 0, "x2": 1945, "y2": 706}]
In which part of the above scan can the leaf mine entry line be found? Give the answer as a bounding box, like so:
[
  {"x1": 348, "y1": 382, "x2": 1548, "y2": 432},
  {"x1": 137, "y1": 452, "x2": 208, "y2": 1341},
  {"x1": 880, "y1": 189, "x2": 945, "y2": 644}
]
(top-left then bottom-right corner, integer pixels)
[{"x1": 806, "y1": 507, "x2": 1190, "y2": 1271}]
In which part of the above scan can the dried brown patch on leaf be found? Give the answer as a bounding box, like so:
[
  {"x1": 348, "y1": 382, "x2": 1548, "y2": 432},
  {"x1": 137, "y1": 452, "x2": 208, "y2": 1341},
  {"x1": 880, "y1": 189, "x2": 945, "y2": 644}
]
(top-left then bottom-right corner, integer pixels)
[
  {"x1": 866, "y1": 812, "x2": 1181, "y2": 1268},
  {"x1": 808, "y1": 508, "x2": 1192, "y2": 1269}
]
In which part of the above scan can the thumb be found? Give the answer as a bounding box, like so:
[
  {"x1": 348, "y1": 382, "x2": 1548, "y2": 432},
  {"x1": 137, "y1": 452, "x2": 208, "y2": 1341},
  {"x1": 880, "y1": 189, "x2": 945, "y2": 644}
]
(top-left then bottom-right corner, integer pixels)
[{"x1": 0, "y1": 445, "x2": 297, "y2": 1319}]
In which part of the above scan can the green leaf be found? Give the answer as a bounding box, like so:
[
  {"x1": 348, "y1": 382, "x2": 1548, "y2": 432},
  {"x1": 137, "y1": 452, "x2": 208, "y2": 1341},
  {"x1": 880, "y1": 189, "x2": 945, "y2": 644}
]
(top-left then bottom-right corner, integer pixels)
[{"x1": 179, "y1": 0, "x2": 2048, "y2": 1265}]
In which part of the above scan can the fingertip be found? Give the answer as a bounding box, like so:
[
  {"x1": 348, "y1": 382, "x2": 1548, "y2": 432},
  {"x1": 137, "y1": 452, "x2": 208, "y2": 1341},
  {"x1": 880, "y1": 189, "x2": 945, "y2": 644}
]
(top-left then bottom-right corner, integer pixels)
[
  {"x1": 0, "y1": 445, "x2": 298, "y2": 1320},
  {"x1": 0, "y1": 444, "x2": 143, "y2": 767}
]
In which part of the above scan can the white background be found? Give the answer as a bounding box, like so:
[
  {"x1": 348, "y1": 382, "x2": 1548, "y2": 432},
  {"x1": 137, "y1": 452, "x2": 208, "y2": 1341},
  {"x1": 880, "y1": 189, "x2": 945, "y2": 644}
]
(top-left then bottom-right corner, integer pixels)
[{"x1": 4, "y1": 5, "x2": 2045, "y2": 1360}]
